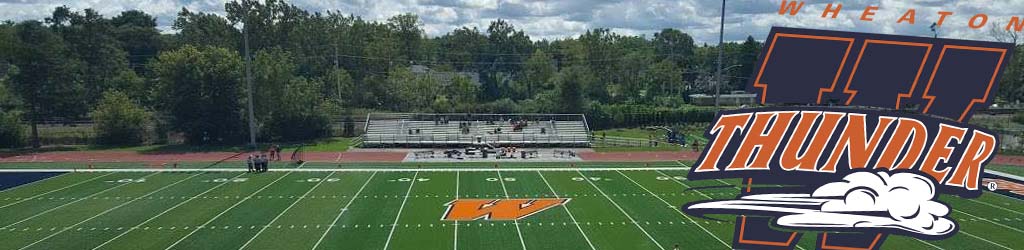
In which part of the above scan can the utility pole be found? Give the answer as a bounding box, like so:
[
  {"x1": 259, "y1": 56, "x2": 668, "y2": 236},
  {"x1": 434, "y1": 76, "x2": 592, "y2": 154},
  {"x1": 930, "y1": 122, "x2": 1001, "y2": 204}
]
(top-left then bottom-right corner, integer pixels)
[
  {"x1": 334, "y1": 44, "x2": 342, "y2": 102},
  {"x1": 715, "y1": 0, "x2": 725, "y2": 108},
  {"x1": 243, "y1": 4, "x2": 256, "y2": 149}
]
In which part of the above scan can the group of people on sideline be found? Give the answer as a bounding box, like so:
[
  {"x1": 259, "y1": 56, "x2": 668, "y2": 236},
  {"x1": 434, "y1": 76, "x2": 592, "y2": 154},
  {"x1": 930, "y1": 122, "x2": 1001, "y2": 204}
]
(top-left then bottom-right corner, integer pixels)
[{"x1": 246, "y1": 144, "x2": 282, "y2": 173}]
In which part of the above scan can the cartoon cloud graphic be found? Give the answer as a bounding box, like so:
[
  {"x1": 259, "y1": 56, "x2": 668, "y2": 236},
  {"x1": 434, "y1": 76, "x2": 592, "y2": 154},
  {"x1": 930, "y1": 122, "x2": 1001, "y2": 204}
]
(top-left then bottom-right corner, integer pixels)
[{"x1": 685, "y1": 171, "x2": 957, "y2": 237}]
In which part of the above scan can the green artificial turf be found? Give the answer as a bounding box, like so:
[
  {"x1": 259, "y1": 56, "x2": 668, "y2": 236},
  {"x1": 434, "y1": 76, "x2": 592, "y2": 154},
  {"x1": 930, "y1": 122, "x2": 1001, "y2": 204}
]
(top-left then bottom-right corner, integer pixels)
[{"x1": 0, "y1": 164, "x2": 1020, "y2": 249}]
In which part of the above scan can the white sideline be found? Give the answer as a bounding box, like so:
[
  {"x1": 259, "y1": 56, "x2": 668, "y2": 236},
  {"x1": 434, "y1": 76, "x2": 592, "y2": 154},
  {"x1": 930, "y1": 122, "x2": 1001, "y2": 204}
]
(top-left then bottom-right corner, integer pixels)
[
  {"x1": 537, "y1": 171, "x2": 596, "y2": 250},
  {"x1": 576, "y1": 170, "x2": 665, "y2": 250},
  {"x1": 496, "y1": 170, "x2": 527, "y2": 250},
  {"x1": 615, "y1": 170, "x2": 729, "y2": 249},
  {"x1": 93, "y1": 172, "x2": 248, "y2": 250},
  {"x1": 312, "y1": 171, "x2": 378, "y2": 250},
  {"x1": 0, "y1": 167, "x2": 691, "y2": 173},
  {"x1": 239, "y1": 171, "x2": 337, "y2": 250},
  {"x1": 20, "y1": 172, "x2": 204, "y2": 249},
  {"x1": 0, "y1": 172, "x2": 114, "y2": 210},
  {"x1": 382, "y1": 171, "x2": 420, "y2": 250}
]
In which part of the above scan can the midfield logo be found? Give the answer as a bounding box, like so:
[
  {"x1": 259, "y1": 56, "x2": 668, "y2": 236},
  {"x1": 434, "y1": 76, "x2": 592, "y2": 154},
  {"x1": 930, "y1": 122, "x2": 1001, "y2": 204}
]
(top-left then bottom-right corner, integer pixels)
[
  {"x1": 683, "y1": 27, "x2": 1015, "y2": 250},
  {"x1": 442, "y1": 198, "x2": 569, "y2": 221}
]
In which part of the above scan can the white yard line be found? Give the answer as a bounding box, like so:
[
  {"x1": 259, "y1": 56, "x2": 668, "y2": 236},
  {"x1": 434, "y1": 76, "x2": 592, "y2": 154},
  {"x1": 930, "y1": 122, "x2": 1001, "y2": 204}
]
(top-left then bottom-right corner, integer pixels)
[
  {"x1": 616, "y1": 170, "x2": 729, "y2": 249},
  {"x1": 453, "y1": 171, "x2": 459, "y2": 250},
  {"x1": 653, "y1": 170, "x2": 714, "y2": 200},
  {"x1": 674, "y1": 161, "x2": 738, "y2": 191},
  {"x1": 163, "y1": 171, "x2": 295, "y2": 250},
  {"x1": 382, "y1": 171, "x2": 419, "y2": 250},
  {"x1": 953, "y1": 209, "x2": 1024, "y2": 234},
  {"x1": 662, "y1": 164, "x2": 806, "y2": 250},
  {"x1": 312, "y1": 171, "x2": 378, "y2": 250},
  {"x1": 239, "y1": 171, "x2": 337, "y2": 250},
  {"x1": 0, "y1": 166, "x2": 692, "y2": 173},
  {"x1": 496, "y1": 171, "x2": 528, "y2": 250},
  {"x1": 92, "y1": 172, "x2": 248, "y2": 250},
  {"x1": 965, "y1": 198, "x2": 1024, "y2": 216},
  {"x1": 1, "y1": 172, "x2": 157, "y2": 229},
  {"x1": 914, "y1": 238, "x2": 946, "y2": 250},
  {"x1": 20, "y1": 172, "x2": 203, "y2": 250},
  {"x1": 0, "y1": 172, "x2": 114, "y2": 210},
  {"x1": 536, "y1": 171, "x2": 596, "y2": 250},
  {"x1": 960, "y1": 230, "x2": 1012, "y2": 250},
  {"x1": 576, "y1": 170, "x2": 665, "y2": 250}
]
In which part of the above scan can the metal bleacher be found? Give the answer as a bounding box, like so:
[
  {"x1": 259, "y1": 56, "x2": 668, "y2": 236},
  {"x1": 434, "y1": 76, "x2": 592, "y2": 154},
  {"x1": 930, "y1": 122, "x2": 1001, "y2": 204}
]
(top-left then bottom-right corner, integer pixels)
[{"x1": 362, "y1": 113, "x2": 591, "y2": 147}]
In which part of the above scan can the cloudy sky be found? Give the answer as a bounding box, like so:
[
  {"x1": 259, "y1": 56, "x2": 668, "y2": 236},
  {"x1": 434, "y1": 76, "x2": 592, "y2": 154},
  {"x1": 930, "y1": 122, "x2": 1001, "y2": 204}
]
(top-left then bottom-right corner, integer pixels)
[{"x1": 0, "y1": 0, "x2": 1021, "y2": 44}]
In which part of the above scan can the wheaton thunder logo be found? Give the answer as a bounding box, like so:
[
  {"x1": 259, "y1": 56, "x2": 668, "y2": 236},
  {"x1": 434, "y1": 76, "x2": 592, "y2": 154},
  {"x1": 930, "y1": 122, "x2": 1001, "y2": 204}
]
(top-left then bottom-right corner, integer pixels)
[{"x1": 683, "y1": 27, "x2": 1015, "y2": 250}]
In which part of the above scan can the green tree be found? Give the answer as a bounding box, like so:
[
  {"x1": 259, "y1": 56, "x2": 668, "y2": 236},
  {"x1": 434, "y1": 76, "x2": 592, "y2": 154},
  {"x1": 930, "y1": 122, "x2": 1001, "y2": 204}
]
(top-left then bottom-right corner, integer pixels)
[
  {"x1": 47, "y1": 7, "x2": 132, "y2": 105},
  {"x1": 151, "y1": 45, "x2": 244, "y2": 144},
  {"x1": 173, "y1": 8, "x2": 240, "y2": 49},
  {"x1": 383, "y1": 67, "x2": 440, "y2": 111},
  {"x1": 438, "y1": 27, "x2": 488, "y2": 72},
  {"x1": 388, "y1": 13, "x2": 423, "y2": 62},
  {"x1": 112, "y1": 10, "x2": 162, "y2": 73},
  {"x1": 92, "y1": 91, "x2": 150, "y2": 145},
  {"x1": 557, "y1": 66, "x2": 590, "y2": 113},
  {"x1": 0, "y1": 67, "x2": 24, "y2": 148},
  {"x1": 653, "y1": 28, "x2": 696, "y2": 67},
  {"x1": 322, "y1": 68, "x2": 354, "y2": 106},
  {"x1": 9, "y1": 21, "x2": 85, "y2": 147},
  {"x1": 520, "y1": 50, "x2": 556, "y2": 99},
  {"x1": 735, "y1": 35, "x2": 762, "y2": 89},
  {"x1": 250, "y1": 48, "x2": 332, "y2": 141},
  {"x1": 262, "y1": 77, "x2": 332, "y2": 141},
  {"x1": 648, "y1": 59, "x2": 683, "y2": 97},
  {"x1": 447, "y1": 75, "x2": 480, "y2": 111}
]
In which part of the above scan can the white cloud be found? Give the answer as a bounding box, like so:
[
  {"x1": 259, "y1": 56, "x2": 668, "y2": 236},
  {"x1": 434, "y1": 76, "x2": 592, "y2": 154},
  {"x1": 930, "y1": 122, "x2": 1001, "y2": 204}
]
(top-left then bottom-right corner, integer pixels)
[
  {"x1": 0, "y1": 0, "x2": 1017, "y2": 44},
  {"x1": 685, "y1": 171, "x2": 957, "y2": 237}
]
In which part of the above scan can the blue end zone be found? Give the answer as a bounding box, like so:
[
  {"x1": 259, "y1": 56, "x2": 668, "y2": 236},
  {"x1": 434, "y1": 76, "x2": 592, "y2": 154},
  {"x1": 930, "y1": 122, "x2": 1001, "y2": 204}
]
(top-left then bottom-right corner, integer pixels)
[{"x1": 0, "y1": 172, "x2": 65, "y2": 191}]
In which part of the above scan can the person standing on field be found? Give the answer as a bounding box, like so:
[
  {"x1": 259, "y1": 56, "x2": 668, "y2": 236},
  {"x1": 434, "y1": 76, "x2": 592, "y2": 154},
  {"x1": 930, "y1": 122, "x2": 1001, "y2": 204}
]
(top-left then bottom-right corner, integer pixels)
[
  {"x1": 246, "y1": 155, "x2": 255, "y2": 173},
  {"x1": 274, "y1": 144, "x2": 282, "y2": 161}
]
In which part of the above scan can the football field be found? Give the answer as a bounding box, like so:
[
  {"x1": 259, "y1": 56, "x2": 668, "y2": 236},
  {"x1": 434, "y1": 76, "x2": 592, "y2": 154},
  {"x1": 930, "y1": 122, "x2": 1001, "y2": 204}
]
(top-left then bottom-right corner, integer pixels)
[{"x1": 0, "y1": 162, "x2": 1021, "y2": 250}]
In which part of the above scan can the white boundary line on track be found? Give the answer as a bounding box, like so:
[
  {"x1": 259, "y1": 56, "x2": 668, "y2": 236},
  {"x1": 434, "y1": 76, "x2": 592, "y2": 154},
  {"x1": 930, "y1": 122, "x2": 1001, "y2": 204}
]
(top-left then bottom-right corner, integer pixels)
[
  {"x1": 0, "y1": 167, "x2": 692, "y2": 173},
  {"x1": 312, "y1": 171, "x2": 377, "y2": 250},
  {"x1": 536, "y1": 171, "x2": 596, "y2": 250},
  {"x1": 92, "y1": 172, "x2": 248, "y2": 250},
  {"x1": 575, "y1": 170, "x2": 665, "y2": 250},
  {"x1": 163, "y1": 171, "x2": 296, "y2": 250},
  {"x1": 239, "y1": 171, "x2": 337, "y2": 250},
  {"x1": 382, "y1": 171, "x2": 419, "y2": 250},
  {"x1": 20, "y1": 172, "x2": 204, "y2": 249},
  {"x1": 1, "y1": 172, "x2": 157, "y2": 230},
  {"x1": 615, "y1": 170, "x2": 730, "y2": 249},
  {"x1": 453, "y1": 171, "x2": 459, "y2": 250},
  {"x1": 0, "y1": 172, "x2": 114, "y2": 210},
  {"x1": 496, "y1": 170, "x2": 528, "y2": 250}
]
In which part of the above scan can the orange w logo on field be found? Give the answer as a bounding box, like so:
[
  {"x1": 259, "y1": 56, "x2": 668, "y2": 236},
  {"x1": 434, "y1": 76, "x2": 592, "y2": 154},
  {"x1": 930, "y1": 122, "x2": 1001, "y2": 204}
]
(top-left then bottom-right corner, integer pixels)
[{"x1": 442, "y1": 198, "x2": 569, "y2": 221}]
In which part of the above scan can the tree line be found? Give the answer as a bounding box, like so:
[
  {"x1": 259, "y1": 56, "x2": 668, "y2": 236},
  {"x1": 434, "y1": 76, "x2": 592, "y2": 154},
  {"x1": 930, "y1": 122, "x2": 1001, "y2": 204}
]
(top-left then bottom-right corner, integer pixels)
[{"x1": 1, "y1": 0, "x2": 1022, "y2": 147}]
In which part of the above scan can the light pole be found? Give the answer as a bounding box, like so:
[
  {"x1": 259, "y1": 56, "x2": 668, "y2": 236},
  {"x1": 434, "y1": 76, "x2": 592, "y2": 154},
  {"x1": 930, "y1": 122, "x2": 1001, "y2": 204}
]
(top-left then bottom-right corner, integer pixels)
[
  {"x1": 715, "y1": 0, "x2": 726, "y2": 108},
  {"x1": 243, "y1": 4, "x2": 256, "y2": 149}
]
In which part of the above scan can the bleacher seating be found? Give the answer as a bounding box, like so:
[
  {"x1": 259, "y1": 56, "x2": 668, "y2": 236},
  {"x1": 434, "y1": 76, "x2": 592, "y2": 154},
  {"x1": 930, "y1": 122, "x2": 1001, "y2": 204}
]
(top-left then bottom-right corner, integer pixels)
[{"x1": 362, "y1": 113, "x2": 591, "y2": 147}]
